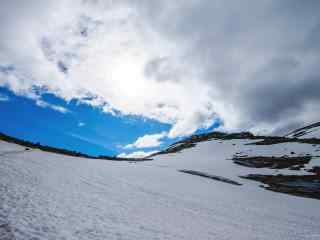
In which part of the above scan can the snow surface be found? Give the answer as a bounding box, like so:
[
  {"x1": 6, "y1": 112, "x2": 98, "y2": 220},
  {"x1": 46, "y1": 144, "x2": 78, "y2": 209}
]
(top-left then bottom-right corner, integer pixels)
[
  {"x1": 299, "y1": 126, "x2": 320, "y2": 139},
  {"x1": 1, "y1": 139, "x2": 320, "y2": 240},
  {"x1": 286, "y1": 125, "x2": 320, "y2": 139}
]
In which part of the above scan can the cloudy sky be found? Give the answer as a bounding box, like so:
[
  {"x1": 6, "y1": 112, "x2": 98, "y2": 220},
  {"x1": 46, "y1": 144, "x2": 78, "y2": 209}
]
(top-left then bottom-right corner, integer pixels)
[{"x1": 0, "y1": 0, "x2": 320, "y2": 157}]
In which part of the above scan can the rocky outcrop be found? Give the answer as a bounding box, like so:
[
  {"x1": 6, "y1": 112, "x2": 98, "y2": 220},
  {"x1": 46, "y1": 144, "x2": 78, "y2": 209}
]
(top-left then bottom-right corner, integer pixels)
[
  {"x1": 232, "y1": 156, "x2": 311, "y2": 169},
  {"x1": 241, "y1": 174, "x2": 320, "y2": 200}
]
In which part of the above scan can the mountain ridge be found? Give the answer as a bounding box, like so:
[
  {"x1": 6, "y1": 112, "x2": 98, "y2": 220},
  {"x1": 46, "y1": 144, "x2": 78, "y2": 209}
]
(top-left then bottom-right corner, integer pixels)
[{"x1": 1, "y1": 121, "x2": 320, "y2": 160}]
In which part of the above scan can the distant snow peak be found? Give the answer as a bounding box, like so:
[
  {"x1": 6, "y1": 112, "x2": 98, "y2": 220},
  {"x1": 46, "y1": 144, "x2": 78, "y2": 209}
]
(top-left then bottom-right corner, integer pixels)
[{"x1": 285, "y1": 121, "x2": 320, "y2": 139}]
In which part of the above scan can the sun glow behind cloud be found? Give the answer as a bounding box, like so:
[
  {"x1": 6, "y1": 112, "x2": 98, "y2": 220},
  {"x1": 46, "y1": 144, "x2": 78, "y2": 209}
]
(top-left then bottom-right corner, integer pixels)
[
  {"x1": 1, "y1": 0, "x2": 320, "y2": 146},
  {"x1": 0, "y1": 0, "x2": 217, "y2": 139}
]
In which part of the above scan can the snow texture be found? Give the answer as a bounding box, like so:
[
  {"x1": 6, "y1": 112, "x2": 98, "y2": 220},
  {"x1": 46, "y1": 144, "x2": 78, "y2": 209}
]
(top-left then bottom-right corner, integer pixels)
[
  {"x1": 286, "y1": 123, "x2": 320, "y2": 139},
  {"x1": 1, "y1": 139, "x2": 320, "y2": 240}
]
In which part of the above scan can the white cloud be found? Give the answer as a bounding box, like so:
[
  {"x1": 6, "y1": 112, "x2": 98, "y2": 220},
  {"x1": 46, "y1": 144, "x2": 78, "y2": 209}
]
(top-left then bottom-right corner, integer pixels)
[
  {"x1": 36, "y1": 100, "x2": 69, "y2": 114},
  {"x1": 0, "y1": 93, "x2": 9, "y2": 102},
  {"x1": 78, "y1": 122, "x2": 85, "y2": 127},
  {"x1": 118, "y1": 150, "x2": 157, "y2": 159},
  {"x1": 125, "y1": 132, "x2": 167, "y2": 149},
  {"x1": 1, "y1": 0, "x2": 320, "y2": 136},
  {"x1": 0, "y1": 0, "x2": 215, "y2": 138}
]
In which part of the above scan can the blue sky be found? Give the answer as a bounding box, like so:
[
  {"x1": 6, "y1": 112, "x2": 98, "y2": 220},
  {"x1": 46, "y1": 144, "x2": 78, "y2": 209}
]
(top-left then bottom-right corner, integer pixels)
[
  {"x1": 0, "y1": 87, "x2": 219, "y2": 157},
  {"x1": 1, "y1": 0, "x2": 319, "y2": 156}
]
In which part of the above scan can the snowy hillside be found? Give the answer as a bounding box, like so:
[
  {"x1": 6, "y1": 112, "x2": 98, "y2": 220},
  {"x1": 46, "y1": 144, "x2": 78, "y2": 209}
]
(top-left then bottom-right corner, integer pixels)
[
  {"x1": 285, "y1": 121, "x2": 320, "y2": 139},
  {"x1": 1, "y1": 129, "x2": 320, "y2": 239}
]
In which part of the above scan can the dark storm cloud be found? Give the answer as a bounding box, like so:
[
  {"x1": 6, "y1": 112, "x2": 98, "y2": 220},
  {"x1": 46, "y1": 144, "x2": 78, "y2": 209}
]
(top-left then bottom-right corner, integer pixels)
[
  {"x1": 242, "y1": 57, "x2": 320, "y2": 123},
  {"x1": 136, "y1": 0, "x2": 320, "y2": 133}
]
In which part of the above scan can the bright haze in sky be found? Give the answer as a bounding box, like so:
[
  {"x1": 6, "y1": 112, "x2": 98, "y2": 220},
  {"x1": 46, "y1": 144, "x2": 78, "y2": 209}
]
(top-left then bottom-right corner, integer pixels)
[{"x1": 0, "y1": 0, "x2": 320, "y2": 156}]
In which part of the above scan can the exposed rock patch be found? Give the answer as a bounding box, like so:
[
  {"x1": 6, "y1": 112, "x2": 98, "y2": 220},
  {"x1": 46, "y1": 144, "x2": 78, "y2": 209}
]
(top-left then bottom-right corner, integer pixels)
[
  {"x1": 232, "y1": 156, "x2": 311, "y2": 169},
  {"x1": 241, "y1": 174, "x2": 320, "y2": 200},
  {"x1": 179, "y1": 170, "x2": 242, "y2": 186},
  {"x1": 307, "y1": 166, "x2": 320, "y2": 175}
]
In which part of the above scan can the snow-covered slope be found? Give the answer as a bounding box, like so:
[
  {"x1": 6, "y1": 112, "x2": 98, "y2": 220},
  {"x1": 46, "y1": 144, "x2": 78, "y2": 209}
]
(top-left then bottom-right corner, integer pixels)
[
  {"x1": 285, "y1": 122, "x2": 320, "y2": 139},
  {"x1": 1, "y1": 136, "x2": 320, "y2": 240}
]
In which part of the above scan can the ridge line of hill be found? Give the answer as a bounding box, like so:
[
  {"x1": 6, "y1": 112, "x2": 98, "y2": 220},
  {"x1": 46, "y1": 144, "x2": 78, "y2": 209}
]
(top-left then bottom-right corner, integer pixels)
[
  {"x1": 0, "y1": 132, "x2": 151, "y2": 161},
  {"x1": 149, "y1": 125, "x2": 320, "y2": 157},
  {"x1": 1, "y1": 121, "x2": 320, "y2": 160}
]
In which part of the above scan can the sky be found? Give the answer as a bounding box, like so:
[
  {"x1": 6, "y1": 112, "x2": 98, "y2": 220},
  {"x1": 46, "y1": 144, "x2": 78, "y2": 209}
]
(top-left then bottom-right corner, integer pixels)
[{"x1": 0, "y1": 0, "x2": 320, "y2": 157}]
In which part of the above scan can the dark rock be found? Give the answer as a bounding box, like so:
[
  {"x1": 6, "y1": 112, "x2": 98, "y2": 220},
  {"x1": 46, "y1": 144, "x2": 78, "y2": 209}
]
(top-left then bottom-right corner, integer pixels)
[
  {"x1": 232, "y1": 156, "x2": 311, "y2": 169},
  {"x1": 241, "y1": 174, "x2": 320, "y2": 200},
  {"x1": 307, "y1": 166, "x2": 320, "y2": 175},
  {"x1": 179, "y1": 169, "x2": 242, "y2": 186}
]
